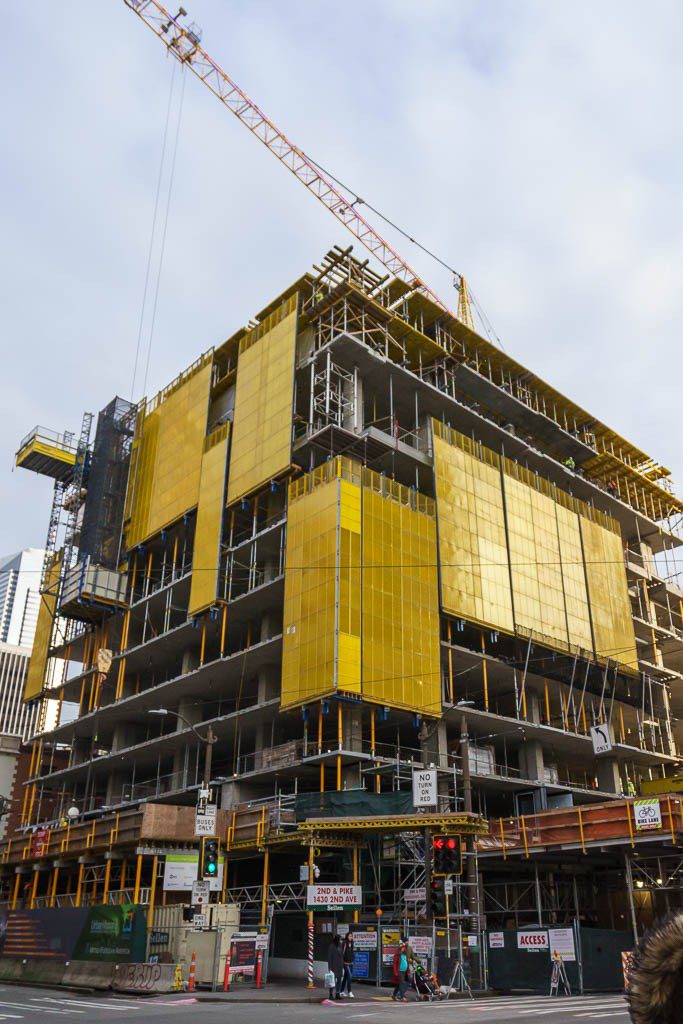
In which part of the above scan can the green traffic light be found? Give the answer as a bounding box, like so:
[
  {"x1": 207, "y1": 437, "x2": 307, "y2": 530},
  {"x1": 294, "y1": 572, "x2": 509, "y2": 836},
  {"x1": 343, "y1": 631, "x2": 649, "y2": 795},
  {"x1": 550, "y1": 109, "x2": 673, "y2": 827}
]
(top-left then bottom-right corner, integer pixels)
[{"x1": 207, "y1": 862, "x2": 217, "y2": 873}]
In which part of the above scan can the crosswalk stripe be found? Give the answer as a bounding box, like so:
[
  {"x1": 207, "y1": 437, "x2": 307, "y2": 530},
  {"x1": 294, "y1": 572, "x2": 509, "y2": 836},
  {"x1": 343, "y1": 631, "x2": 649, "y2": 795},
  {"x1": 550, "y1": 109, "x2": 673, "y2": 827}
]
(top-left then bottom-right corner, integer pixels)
[
  {"x1": 35, "y1": 998, "x2": 139, "y2": 1012},
  {"x1": 0, "y1": 1004, "x2": 68, "y2": 1016}
]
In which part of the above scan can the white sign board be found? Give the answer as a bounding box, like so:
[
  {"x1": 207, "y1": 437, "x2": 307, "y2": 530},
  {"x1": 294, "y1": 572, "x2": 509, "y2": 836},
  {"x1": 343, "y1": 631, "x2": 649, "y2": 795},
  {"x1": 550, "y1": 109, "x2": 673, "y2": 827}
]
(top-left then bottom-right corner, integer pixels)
[
  {"x1": 408, "y1": 935, "x2": 432, "y2": 957},
  {"x1": 549, "y1": 927, "x2": 576, "y2": 962},
  {"x1": 517, "y1": 930, "x2": 549, "y2": 952},
  {"x1": 412, "y1": 769, "x2": 438, "y2": 807},
  {"x1": 489, "y1": 932, "x2": 505, "y2": 949},
  {"x1": 403, "y1": 887, "x2": 426, "y2": 903},
  {"x1": 255, "y1": 933, "x2": 270, "y2": 951},
  {"x1": 444, "y1": 879, "x2": 454, "y2": 896},
  {"x1": 191, "y1": 879, "x2": 210, "y2": 906},
  {"x1": 192, "y1": 913, "x2": 206, "y2": 931},
  {"x1": 352, "y1": 931, "x2": 378, "y2": 950},
  {"x1": 194, "y1": 804, "x2": 217, "y2": 837},
  {"x1": 590, "y1": 724, "x2": 613, "y2": 756},
  {"x1": 634, "y1": 798, "x2": 662, "y2": 831},
  {"x1": 306, "y1": 884, "x2": 362, "y2": 909},
  {"x1": 163, "y1": 853, "x2": 224, "y2": 892}
]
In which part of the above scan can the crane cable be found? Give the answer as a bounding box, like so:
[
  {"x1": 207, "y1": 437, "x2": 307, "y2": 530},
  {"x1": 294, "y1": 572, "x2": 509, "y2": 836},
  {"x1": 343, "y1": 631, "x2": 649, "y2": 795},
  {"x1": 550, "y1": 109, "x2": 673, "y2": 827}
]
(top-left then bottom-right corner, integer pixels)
[
  {"x1": 304, "y1": 153, "x2": 507, "y2": 353},
  {"x1": 141, "y1": 64, "x2": 187, "y2": 399},
  {"x1": 130, "y1": 57, "x2": 177, "y2": 401}
]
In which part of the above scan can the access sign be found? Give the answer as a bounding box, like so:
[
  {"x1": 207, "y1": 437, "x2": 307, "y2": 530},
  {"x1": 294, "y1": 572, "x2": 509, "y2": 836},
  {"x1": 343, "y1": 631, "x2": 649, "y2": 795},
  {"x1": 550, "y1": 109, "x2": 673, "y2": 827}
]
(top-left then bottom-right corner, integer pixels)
[
  {"x1": 517, "y1": 930, "x2": 549, "y2": 952},
  {"x1": 306, "y1": 885, "x2": 362, "y2": 910}
]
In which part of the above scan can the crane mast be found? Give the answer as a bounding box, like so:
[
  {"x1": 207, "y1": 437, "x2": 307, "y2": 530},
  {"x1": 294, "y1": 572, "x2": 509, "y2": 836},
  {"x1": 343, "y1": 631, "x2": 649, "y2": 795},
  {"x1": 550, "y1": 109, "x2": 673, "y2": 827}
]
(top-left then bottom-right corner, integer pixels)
[{"x1": 123, "y1": 0, "x2": 464, "y2": 320}]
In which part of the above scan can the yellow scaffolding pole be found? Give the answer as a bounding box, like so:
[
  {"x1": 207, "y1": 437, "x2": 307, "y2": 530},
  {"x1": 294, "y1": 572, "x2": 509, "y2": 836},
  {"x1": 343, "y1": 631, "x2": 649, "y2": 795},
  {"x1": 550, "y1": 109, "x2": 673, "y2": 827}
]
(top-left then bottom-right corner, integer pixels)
[{"x1": 146, "y1": 855, "x2": 158, "y2": 931}]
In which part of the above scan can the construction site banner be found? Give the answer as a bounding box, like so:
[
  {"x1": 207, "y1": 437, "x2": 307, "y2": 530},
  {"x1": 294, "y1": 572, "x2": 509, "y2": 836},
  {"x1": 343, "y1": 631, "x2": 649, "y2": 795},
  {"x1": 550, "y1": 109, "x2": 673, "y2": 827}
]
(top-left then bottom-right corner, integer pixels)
[{"x1": 0, "y1": 906, "x2": 146, "y2": 962}]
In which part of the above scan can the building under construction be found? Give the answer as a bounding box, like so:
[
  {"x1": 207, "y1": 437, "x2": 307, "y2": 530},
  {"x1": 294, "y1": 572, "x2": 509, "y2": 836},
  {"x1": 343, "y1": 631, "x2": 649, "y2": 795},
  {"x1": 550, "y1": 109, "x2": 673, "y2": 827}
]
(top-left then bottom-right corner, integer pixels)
[{"x1": 4, "y1": 242, "x2": 682, "y2": 988}]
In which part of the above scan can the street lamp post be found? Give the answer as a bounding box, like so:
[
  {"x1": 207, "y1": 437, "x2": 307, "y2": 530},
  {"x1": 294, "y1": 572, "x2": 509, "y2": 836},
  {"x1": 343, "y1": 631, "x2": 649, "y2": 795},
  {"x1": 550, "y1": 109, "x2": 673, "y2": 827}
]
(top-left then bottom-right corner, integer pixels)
[{"x1": 148, "y1": 708, "x2": 217, "y2": 787}]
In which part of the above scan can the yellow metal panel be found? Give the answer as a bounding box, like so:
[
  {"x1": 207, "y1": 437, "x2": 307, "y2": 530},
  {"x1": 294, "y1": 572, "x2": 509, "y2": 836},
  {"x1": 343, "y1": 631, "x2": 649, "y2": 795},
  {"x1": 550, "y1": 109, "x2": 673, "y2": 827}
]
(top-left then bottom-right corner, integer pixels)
[
  {"x1": 361, "y1": 467, "x2": 441, "y2": 716},
  {"x1": 555, "y1": 502, "x2": 593, "y2": 654},
  {"x1": 281, "y1": 457, "x2": 440, "y2": 715},
  {"x1": 125, "y1": 356, "x2": 212, "y2": 549},
  {"x1": 188, "y1": 424, "x2": 230, "y2": 616},
  {"x1": 281, "y1": 473, "x2": 338, "y2": 709},
  {"x1": 226, "y1": 297, "x2": 297, "y2": 505},
  {"x1": 24, "y1": 554, "x2": 62, "y2": 702},
  {"x1": 432, "y1": 423, "x2": 514, "y2": 634},
  {"x1": 580, "y1": 512, "x2": 638, "y2": 671},
  {"x1": 503, "y1": 467, "x2": 568, "y2": 651}
]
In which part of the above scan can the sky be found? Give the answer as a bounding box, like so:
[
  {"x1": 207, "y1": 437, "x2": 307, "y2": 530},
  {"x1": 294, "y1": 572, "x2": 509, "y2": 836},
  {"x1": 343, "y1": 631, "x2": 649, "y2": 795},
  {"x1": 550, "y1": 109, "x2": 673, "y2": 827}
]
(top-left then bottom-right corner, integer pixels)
[{"x1": 1, "y1": 0, "x2": 682, "y2": 555}]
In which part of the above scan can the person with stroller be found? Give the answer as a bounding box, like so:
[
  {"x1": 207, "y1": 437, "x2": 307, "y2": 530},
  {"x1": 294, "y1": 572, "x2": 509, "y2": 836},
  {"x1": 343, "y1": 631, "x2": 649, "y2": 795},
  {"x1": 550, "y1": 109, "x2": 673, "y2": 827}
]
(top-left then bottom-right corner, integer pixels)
[
  {"x1": 392, "y1": 938, "x2": 411, "y2": 1001},
  {"x1": 339, "y1": 933, "x2": 355, "y2": 998}
]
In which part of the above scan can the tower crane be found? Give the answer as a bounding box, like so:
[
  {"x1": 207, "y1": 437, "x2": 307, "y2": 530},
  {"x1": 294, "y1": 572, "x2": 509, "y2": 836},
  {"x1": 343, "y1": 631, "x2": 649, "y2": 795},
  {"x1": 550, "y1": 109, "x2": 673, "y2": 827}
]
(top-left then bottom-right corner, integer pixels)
[{"x1": 123, "y1": 0, "x2": 474, "y2": 326}]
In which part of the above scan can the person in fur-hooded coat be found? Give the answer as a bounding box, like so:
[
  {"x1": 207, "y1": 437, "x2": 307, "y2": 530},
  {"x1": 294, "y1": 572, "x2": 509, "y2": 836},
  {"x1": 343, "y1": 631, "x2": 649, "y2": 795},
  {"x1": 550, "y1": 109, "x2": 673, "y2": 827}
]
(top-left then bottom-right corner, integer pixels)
[{"x1": 627, "y1": 913, "x2": 683, "y2": 1024}]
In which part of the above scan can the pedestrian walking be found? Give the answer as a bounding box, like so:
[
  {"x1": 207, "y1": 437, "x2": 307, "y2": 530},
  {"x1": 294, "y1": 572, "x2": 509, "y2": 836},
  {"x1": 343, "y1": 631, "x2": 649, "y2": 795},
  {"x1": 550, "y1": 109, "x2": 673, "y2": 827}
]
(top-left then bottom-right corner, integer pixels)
[
  {"x1": 340, "y1": 934, "x2": 355, "y2": 997},
  {"x1": 392, "y1": 939, "x2": 410, "y2": 1002},
  {"x1": 327, "y1": 934, "x2": 344, "y2": 1000}
]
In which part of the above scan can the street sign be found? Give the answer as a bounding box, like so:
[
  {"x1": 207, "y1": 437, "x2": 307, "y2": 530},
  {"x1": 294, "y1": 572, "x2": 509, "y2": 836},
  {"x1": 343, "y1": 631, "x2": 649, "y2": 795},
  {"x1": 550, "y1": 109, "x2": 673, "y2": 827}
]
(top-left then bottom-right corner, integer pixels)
[
  {"x1": 192, "y1": 913, "x2": 206, "y2": 931},
  {"x1": 403, "y1": 886, "x2": 426, "y2": 903},
  {"x1": 590, "y1": 724, "x2": 613, "y2": 755},
  {"x1": 195, "y1": 803, "x2": 217, "y2": 837},
  {"x1": 412, "y1": 768, "x2": 438, "y2": 807},
  {"x1": 634, "y1": 798, "x2": 662, "y2": 831},
  {"x1": 191, "y1": 879, "x2": 210, "y2": 906},
  {"x1": 306, "y1": 884, "x2": 362, "y2": 910},
  {"x1": 444, "y1": 878, "x2": 454, "y2": 896}
]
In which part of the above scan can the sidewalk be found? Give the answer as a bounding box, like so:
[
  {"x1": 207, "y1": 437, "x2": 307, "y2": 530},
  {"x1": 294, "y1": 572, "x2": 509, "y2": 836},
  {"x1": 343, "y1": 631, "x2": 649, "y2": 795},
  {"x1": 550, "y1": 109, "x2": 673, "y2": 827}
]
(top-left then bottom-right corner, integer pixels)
[{"x1": 195, "y1": 981, "x2": 480, "y2": 1004}]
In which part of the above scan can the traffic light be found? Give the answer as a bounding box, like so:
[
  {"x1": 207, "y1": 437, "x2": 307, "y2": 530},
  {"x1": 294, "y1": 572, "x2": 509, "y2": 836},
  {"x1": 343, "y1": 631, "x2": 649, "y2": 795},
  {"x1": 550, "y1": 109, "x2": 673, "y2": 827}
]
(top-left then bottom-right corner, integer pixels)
[
  {"x1": 432, "y1": 835, "x2": 462, "y2": 876},
  {"x1": 430, "y1": 878, "x2": 447, "y2": 918},
  {"x1": 199, "y1": 836, "x2": 220, "y2": 880}
]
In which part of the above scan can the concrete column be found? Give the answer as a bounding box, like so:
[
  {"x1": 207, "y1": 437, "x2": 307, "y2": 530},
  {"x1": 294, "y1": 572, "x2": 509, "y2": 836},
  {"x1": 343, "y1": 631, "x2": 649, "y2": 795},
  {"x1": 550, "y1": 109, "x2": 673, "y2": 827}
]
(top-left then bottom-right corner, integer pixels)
[
  {"x1": 596, "y1": 757, "x2": 622, "y2": 794},
  {"x1": 341, "y1": 705, "x2": 363, "y2": 790},
  {"x1": 420, "y1": 720, "x2": 450, "y2": 811},
  {"x1": 519, "y1": 740, "x2": 545, "y2": 782}
]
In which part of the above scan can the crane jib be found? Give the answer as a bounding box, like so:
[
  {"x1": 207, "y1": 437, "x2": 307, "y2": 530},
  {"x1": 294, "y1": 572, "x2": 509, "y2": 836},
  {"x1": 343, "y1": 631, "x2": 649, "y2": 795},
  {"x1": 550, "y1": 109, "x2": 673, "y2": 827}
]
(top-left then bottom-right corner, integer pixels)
[{"x1": 122, "y1": 0, "x2": 463, "y2": 321}]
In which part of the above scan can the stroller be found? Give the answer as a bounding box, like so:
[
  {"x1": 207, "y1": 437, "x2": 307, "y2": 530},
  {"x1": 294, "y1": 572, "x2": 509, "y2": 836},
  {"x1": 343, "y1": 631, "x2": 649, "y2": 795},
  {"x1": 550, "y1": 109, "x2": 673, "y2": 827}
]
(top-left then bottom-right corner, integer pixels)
[{"x1": 412, "y1": 961, "x2": 441, "y2": 1001}]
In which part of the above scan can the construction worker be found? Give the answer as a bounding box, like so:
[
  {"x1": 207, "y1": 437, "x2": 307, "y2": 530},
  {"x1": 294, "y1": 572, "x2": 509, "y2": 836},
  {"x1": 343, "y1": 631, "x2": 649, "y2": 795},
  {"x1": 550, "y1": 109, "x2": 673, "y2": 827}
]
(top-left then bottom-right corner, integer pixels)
[
  {"x1": 627, "y1": 913, "x2": 683, "y2": 1024},
  {"x1": 564, "y1": 456, "x2": 576, "y2": 471}
]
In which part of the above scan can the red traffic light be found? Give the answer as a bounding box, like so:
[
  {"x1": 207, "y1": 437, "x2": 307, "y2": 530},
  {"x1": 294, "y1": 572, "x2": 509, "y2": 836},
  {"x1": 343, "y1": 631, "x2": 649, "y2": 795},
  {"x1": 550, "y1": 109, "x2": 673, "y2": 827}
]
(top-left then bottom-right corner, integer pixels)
[{"x1": 446, "y1": 838, "x2": 456, "y2": 849}]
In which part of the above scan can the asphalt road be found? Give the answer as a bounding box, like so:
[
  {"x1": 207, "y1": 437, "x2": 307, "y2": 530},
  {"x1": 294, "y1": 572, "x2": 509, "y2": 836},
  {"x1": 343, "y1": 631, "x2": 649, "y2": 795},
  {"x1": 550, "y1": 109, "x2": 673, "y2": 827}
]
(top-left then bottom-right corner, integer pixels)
[{"x1": 0, "y1": 988, "x2": 630, "y2": 1024}]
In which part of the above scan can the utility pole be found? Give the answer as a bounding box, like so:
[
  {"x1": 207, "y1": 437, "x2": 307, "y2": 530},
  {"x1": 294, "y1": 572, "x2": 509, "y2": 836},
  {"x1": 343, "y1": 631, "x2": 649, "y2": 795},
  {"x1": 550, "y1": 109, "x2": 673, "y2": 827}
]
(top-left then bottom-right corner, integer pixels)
[
  {"x1": 460, "y1": 715, "x2": 479, "y2": 928},
  {"x1": 203, "y1": 725, "x2": 217, "y2": 787}
]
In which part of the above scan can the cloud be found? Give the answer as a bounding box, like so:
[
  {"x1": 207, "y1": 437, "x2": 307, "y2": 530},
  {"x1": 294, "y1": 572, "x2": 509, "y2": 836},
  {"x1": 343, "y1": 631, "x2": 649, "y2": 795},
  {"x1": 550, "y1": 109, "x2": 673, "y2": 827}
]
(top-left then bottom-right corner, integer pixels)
[{"x1": 0, "y1": 0, "x2": 680, "y2": 556}]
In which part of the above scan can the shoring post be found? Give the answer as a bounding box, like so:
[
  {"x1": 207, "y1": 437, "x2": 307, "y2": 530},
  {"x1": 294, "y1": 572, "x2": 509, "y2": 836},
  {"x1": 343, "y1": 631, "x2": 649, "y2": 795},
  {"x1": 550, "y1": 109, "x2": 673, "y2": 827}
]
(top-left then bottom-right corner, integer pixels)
[
  {"x1": 481, "y1": 632, "x2": 489, "y2": 710},
  {"x1": 624, "y1": 852, "x2": 639, "y2": 941},
  {"x1": 50, "y1": 866, "x2": 59, "y2": 907},
  {"x1": 626, "y1": 802, "x2": 635, "y2": 848},
  {"x1": 75, "y1": 862, "x2": 84, "y2": 907},
  {"x1": 306, "y1": 843, "x2": 315, "y2": 988},
  {"x1": 260, "y1": 849, "x2": 270, "y2": 926},
  {"x1": 133, "y1": 853, "x2": 143, "y2": 904},
  {"x1": 29, "y1": 869, "x2": 39, "y2": 909},
  {"x1": 668, "y1": 798, "x2": 677, "y2": 845},
  {"x1": 119, "y1": 859, "x2": 127, "y2": 904},
  {"x1": 577, "y1": 806, "x2": 586, "y2": 853},
  {"x1": 11, "y1": 871, "x2": 21, "y2": 910},
  {"x1": 147, "y1": 855, "x2": 158, "y2": 930},
  {"x1": 337, "y1": 702, "x2": 343, "y2": 791},
  {"x1": 102, "y1": 858, "x2": 112, "y2": 905}
]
